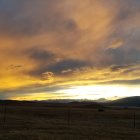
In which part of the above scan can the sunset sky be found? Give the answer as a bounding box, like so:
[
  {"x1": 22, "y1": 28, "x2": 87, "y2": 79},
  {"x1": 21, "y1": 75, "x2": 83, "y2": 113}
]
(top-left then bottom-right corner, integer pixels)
[{"x1": 0, "y1": 0, "x2": 140, "y2": 100}]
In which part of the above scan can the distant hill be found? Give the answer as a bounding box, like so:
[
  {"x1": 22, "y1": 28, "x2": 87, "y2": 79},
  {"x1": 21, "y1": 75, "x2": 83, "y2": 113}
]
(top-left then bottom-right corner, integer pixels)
[
  {"x1": 67, "y1": 101, "x2": 104, "y2": 109},
  {"x1": 105, "y1": 96, "x2": 140, "y2": 107},
  {"x1": 40, "y1": 98, "x2": 108, "y2": 103},
  {"x1": 95, "y1": 98, "x2": 108, "y2": 103},
  {"x1": 0, "y1": 100, "x2": 104, "y2": 109}
]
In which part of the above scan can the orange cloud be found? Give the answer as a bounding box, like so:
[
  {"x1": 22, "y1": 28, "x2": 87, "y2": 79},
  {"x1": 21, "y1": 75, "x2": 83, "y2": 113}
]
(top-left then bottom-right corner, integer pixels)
[{"x1": 0, "y1": 0, "x2": 140, "y2": 99}]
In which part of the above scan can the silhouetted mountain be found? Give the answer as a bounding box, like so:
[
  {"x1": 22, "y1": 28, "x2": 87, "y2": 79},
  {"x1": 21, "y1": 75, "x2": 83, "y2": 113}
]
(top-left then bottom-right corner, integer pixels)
[
  {"x1": 105, "y1": 96, "x2": 140, "y2": 107},
  {"x1": 67, "y1": 101, "x2": 104, "y2": 108},
  {"x1": 95, "y1": 98, "x2": 108, "y2": 103},
  {"x1": 0, "y1": 99, "x2": 104, "y2": 109}
]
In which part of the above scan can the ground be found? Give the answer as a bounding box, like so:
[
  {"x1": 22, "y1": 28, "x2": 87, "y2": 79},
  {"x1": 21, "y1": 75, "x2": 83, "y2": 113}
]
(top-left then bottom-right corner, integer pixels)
[{"x1": 0, "y1": 102, "x2": 140, "y2": 140}]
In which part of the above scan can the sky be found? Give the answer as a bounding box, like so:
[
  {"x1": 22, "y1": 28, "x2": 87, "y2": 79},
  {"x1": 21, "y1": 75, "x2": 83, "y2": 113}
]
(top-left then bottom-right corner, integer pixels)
[{"x1": 0, "y1": 0, "x2": 140, "y2": 100}]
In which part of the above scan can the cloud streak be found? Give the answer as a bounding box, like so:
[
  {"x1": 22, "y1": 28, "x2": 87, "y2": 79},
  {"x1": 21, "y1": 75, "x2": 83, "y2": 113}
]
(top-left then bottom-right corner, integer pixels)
[{"x1": 0, "y1": 0, "x2": 140, "y2": 100}]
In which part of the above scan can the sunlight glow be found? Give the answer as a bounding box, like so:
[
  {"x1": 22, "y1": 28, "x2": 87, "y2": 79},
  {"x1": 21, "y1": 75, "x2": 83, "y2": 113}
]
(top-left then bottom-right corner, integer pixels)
[{"x1": 57, "y1": 85, "x2": 140, "y2": 100}]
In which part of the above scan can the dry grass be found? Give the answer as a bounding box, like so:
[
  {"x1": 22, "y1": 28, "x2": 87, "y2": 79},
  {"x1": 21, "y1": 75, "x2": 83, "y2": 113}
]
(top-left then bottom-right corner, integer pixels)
[{"x1": 0, "y1": 103, "x2": 140, "y2": 140}]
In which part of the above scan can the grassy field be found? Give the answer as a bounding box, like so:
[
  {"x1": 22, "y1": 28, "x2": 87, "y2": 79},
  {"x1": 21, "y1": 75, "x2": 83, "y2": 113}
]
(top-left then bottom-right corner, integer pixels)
[{"x1": 0, "y1": 102, "x2": 140, "y2": 140}]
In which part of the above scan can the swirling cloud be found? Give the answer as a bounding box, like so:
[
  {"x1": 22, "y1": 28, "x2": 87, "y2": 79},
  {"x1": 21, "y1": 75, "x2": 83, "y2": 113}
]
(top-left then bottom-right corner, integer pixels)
[{"x1": 0, "y1": 0, "x2": 140, "y2": 100}]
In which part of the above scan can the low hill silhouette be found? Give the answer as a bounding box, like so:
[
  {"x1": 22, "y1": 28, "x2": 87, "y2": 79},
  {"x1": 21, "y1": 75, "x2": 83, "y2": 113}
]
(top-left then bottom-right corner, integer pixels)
[
  {"x1": 105, "y1": 96, "x2": 140, "y2": 107},
  {"x1": 67, "y1": 101, "x2": 104, "y2": 108},
  {"x1": 0, "y1": 100, "x2": 104, "y2": 109}
]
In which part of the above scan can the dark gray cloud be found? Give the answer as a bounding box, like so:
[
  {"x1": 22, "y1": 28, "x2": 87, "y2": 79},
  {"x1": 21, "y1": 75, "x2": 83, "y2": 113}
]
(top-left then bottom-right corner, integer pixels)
[
  {"x1": 25, "y1": 47, "x2": 56, "y2": 77},
  {"x1": 27, "y1": 47, "x2": 55, "y2": 62},
  {"x1": 25, "y1": 47, "x2": 89, "y2": 77},
  {"x1": 106, "y1": 48, "x2": 125, "y2": 65},
  {"x1": 0, "y1": 0, "x2": 78, "y2": 37},
  {"x1": 106, "y1": 47, "x2": 140, "y2": 66},
  {"x1": 29, "y1": 58, "x2": 89, "y2": 77},
  {"x1": 99, "y1": 78, "x2": 140, "y2": 85},
  {"x1": 110, "y1": 65, "x2": 130, "y2": 72},
  {"x1": 47, "y1": 59, "x2": 89, "y2": 74},
  {"x1": 126, "y1": 48, "x2": 140, "y2": 63}
]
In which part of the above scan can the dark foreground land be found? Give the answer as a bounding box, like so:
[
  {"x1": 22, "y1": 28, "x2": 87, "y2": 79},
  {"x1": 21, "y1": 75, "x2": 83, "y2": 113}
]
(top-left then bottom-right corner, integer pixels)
[{"x1": 0, "y1": 101, "x2": 140, "y2": 140}]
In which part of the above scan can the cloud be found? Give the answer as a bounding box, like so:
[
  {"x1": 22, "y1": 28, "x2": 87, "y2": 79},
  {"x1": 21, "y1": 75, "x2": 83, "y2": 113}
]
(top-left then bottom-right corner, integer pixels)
[
  {"x1": 0, "y1": 0, "x2": 79, "y2": 37},
  {"x1": 0, "y1": 0, "x2": 140, "y2": 99},
  {"x1": 28, "y1": 47, "x2": 54, "y2": 61},
  {"x1": 108, "y1": 40, "x2": 123, "y2": 49},
  {"x1": 105, "y1": 47, "x2": 140, "y2": 66},
  {"x1": 42, "y1": 72, "x2": 54, "y2": 81},
  {"x1": 7, "y1": 64, "x2": 23, "y2": 70},
  {"x1": 110, "y1": 65, "x2": 130, "y2": 72},
  {"x1": 99, "y1": 79, "x2": 140, "y2": 85},
  {"x1": 47, "y1": 59, "x2": 89, "y2": 75},
  {"x1": 61, "y1": 69, "x2": 73, "y2": 74},
  {"x1": 0, "y1": 82, "x2": 74, "y2": 100}
]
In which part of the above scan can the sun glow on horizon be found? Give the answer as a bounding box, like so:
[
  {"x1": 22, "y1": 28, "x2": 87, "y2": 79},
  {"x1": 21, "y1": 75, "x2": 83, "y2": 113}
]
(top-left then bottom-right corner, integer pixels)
[
  {"x1": 56, "y1": 85, "x2": 140, "y2": 100},
  {"x1": 9, "y1": 84, "x2": 140, "y2": 101}
]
